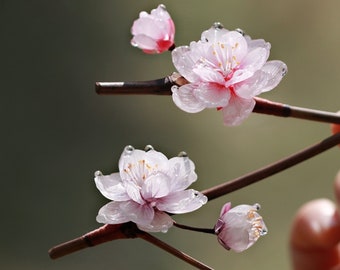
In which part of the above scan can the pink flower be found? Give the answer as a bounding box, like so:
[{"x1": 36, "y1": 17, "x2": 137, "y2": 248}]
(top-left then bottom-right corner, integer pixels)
[
  {"x1": 131, "y1": 4, "x2": 175, "y2": 54},
  {"x1": 171, "y1": 23, "x2": 287, "y2": 125},
  {"x1": 214, "y1": 202, "x2": 267, "y2": 252},
  {"x1": 95, "y1": 145, "x2": 207, "y2": 233}
]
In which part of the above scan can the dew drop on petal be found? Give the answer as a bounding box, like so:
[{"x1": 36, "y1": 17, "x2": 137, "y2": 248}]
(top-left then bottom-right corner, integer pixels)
[
  {"x1": 213, "y1": 22, "x2": 224, "y2": 30},
  {"x1": 159, "y1": 4, "x2": 166, "y2": 10},
  {"x1": 144, "y1": 145, "x2": 154, "y2": 152},
  {"x1": 94, "y1": 170, "x2": 103, "y2": 177},
  {"x1": 260, "y1": 228, "x2": 268, "y2": 236},
  {"x1": 253, "y1": 203, "x2": 261, "y2": 211},
  {"x1": 124, "y1": 145, "x2": 135, "y2": 155},
  {"x1": 178, "y1": 151, "x2": 188, "y2": 157},
  {"x1": 234, "y1": 28, "x2": 245, "y2": 36}
]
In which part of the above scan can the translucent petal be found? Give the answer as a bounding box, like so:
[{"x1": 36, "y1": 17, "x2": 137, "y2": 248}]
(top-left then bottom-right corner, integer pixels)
[
  {"x1": 137, "y1": 211, "x2": 174, "y2": 233},
  {"x1": 235, "y1": 60, "x2": 287, "y2": 98},
  {"x1": 119, "y1": 200, "x2": 155, "y2": 225},
  {"x1": 167, "y1": 156, "x2": 197, "y2": 191},
  {"x1": 131, "y1": 34, "x2": 158, "y2": 51},
  {"x1": 96, "y1": 201, "x2": 130, "y2": 224},
  {"x1": 119, "y1": 148, "x2": 169, "y2": 184},
  {"x1": 192, "y1": 65, "x2": 225, "y2": 84},
  {"x1": 131, "y1": 17, "x2": 164, "y2": 39},
  {"x1": 200, "y1": 24, "x2": 229, "y2": 43},
  {"x1": 171, "y1": 46, "x2": 200, "y2": 82},
  {"x1": 258, "y1": 60, "x2": 288, "y2": 93},
  {"x1": 194, "y1": 82, "x2": 231, "y2": 108},
  {"x1": 156, "y1": 189, "x2": 207, "y2": 214},
  {"x1": 239, "y1": 47, "x2": 269, "y2": 72},
  {"x1": 221, "y1": 97, "x2": 255, "y2": 126},
  {"x1": 171, "y1": 84, "x2": 206, "y2": 113},
  {"x1": 141, "y1": 172, "x2": 171, "y2": 199},
  {"x1": 94, "y1": 173, "x2": 129, "y2": 201},
  {"x1": 124, "y1": 181, "x2": 144, "y2": 204}
]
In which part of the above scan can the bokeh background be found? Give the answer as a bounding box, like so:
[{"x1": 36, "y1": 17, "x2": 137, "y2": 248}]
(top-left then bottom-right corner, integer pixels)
[{"x1": 1, "y1": 1, "x2": 339, "y2": 269}]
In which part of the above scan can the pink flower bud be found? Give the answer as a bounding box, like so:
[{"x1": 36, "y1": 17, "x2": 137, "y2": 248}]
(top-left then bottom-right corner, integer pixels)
[
  {"x1": 131, "y1": 4, "x2": 175, "y2": 54},
  {"x1": 214, "y1": 202, "x2": 267, "y2": 252}
]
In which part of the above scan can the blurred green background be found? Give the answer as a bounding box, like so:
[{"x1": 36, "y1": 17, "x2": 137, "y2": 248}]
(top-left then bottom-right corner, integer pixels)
[{"x1": 1, "y1": 0, "x2": 339, "y2": 269}]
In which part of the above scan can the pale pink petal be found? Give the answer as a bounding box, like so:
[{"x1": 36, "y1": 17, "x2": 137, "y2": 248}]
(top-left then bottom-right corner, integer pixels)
[
  {"x1": 245, "y1": 36, "x2": 271, "y2": 51},
  {"x1": 124, "y1": 180, "x2": 144, "y2": 204},
  {"x1": 131, "y1": 34, "x2": 158, "y2": 51},
  {"x1": 194, "y1": 82, "x2": 231, "y2": 108},
  {"x1": 141, "y1": 172, "x2": 171, "y2": 199},
  {"x1": 192, "y1": 65, "x2": 225, "y2": 84},
  {"x1": 119, "y1": 148, "x2": 169, "y2": 184},
  {"x1": 224, "y1": 69, "x2": 254, "y2": 87},
  {"x1": 131, "y1": 17, "x2": 165, "y2": 39},
  {"x1": 94, "y1": 173, "x2": 129, "y2": 201},
  {"x1": 137, "y1": 211, "x2": 174, "y2": 233},
  {"x1": 119, "y1": 200, "x2": 154, "y2": 225},
  {"x1": 215, "y1": 202, "x2": 232, "y2": 232},
  {"x1": 221, "y1": 97, "x2": 255, "y2": 126},
  {"x1": 257, "y1": 60, "x2": 288, "y2": 93},
  {"x1": 96, "y1": 201, "x2": 130, "y2": 224},
  {"x1": 239, "y1": 47, "x2": 269, "y2": 72},
  {"x1": 220, "y1": 202, "x2": 232, "y2": 216},
  {"x1": 235, "y1": 60, "x2": 287, "y2": 98},
  {"x1": 218, "y1": 31, "x2": 248, "y2": 66},
  {"x1": 171, "y1": 84, "x2": 206, "y2": 113},
  {"x1": 172, "y1": 46, "x2": 201, "y2": 82},
  {"x1": 156, "y1": 189, "x2": 207, "y2": 214},
  {"x1": 200, "y1": 24, "x2": 229, "y2": 43},
  {"x1": 167, "y1": 156, "x2": 197, "y2": 191}
]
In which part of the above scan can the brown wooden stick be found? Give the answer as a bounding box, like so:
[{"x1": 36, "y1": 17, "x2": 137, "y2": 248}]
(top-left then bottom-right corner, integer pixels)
[
  {"x1": 95, "y1": 74, "x2": 340, "y2": 124},
  {"x1": 201, "y1": 132, "x2": 340, "y2": 200}
]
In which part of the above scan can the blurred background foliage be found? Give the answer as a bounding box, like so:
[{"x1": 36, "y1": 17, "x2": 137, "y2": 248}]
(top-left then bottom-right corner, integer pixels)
[{"x1": 1, "y1": 0, "x2": 339, "y2": 269}]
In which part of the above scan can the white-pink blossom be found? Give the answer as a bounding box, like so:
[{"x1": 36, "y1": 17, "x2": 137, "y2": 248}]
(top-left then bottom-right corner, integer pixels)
[
  {"x1": 131, "y1": 4, "x2": 175, "y2": 54},
  {"x1": 171, "y1": 23, "x2": 287, "y2": 125},
  {"x1": 214, "y1": 202, "x2": 267, "y2": 252},
  {"x1": 95, "y1": 145, "x2": 207, "y2": 233}
]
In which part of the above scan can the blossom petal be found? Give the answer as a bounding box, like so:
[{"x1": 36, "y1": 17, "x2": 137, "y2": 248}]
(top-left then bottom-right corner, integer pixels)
[
  {"x1": 119, "y1": 200, "x2": 155, "y2": 225},
  {"x1": 141, "y1": 172, "x2": 171, "y2": 199},
  {"x1": 157, "y1": 189, "x2": 207, "y2": 214},
  {"x1": 94, "y1": 173, "x2": 129, "y2": 201},
  {"x1": 257, "y1": 60, "x2": 288, "y2": 93},
  {"x1": 171, "y1": 84, "x2": 206, "y2": 113},
  {"x1": 221, "y1": 96, "x2": 255, "y2": 126},
  {"x1": 167, "y1": 156, "x2": 197, "y2": 191},
  {"x1": 96, "y1": 201, "x2": 130, "y2": 224},
  {"x1": 137, "y1": 211, "x2": 174, "y2": 233},
  {"x1": 194, "y1": 82, "x2": 231, "y2": 108},
  {"x1": 200, "y1": 25, "x2": 229, "y2": 43},
  {"x1": 131, "y1": 34, "x2": 158, "y2": 51},
  {"x1": 119, "y1": 148, "x2": 169, "y2": 184},
  {"x1": 124, "y1": 180, "x2": 144, "y2": 204},
  {"x1": 235, "y1": 60, "x2": 287, "y2": 98},
  {"x1": 239, "y1": 47, "x2": 269, "y2": 73},
  {"x1": 172, "y1": 46, "x2": 201, "y2": 82}
]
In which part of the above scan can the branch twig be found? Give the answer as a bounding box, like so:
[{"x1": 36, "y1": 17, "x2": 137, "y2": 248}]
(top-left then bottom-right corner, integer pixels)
[
  {"x1": 95, "y1": 74, "x2": 340, "y2": 124},
  {"x1": 201, "y1": 132, "x2": 340, "y2": 200}
]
